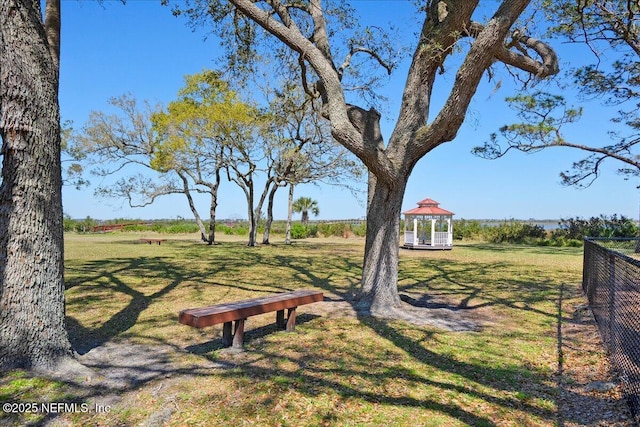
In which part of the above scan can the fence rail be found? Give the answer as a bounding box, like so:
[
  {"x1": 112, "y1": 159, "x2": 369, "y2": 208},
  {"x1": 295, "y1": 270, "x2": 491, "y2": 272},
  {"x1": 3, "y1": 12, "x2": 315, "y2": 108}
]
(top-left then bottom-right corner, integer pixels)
[{"x1": 583, "y1": 237, "x2": 640, "y2": 422}]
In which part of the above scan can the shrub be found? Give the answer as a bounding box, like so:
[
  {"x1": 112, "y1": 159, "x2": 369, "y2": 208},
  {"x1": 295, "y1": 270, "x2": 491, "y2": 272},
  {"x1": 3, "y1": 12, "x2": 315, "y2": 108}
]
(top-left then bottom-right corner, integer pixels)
[
  {"x1": 219, "y1": 224, "x2": 249, "y2": 236},
  {"x1": 63, "y1": 215, "x2": 99, "y2": 233},
  {"x1": 545, "y1": 236, "x2": 583, "y2": 247},
  {"x1": 453, "y1": 219, "x2": 482, "y2": 240},
  {"x1": 483, "y1": 221, "x2": 546, "y2": 244},
  {"x1": 165, "y1": 223, "x2": 200, "y2": 233},
  {"x1": 552, "y1": 215, "x2": 638, "y2": 240},
  {"x1": 351, "y1": 222, "x2": 367, "y2": 237},
  {"x1": 318, "y1": 222, "x2": 350, "y2": 237},
  {"x1": 288, "y1": 223, "x2": 318, "y2": 239}
]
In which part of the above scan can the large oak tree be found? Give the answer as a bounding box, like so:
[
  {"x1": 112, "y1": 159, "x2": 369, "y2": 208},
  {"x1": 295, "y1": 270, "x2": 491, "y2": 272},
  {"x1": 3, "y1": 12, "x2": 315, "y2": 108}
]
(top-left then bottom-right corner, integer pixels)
[
  {"x1": 0, "y1": 0, "x2": 79, "y2": 371},
  {"x1": 174, "y1": 0, "x2": 560, "y2": 319}
]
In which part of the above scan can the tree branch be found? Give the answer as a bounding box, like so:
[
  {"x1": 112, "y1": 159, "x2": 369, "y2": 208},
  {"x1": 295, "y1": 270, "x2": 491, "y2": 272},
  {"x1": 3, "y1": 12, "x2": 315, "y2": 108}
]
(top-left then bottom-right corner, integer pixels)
[
  {"x1": 229, "y1": 0, "x2": 365, "y2": 159},
  {"x1": 44, "y1": 0, "x2": 61, "y2": 73},
  {"x1": 497, "y1": 29, "x2": 559, "y2": 76},
  {"x1": 410, "y1": 0, "x2": 536, "y2": 159},
  {"x1": 338, "y1": 46, "x2": 394, "y2": 79}
]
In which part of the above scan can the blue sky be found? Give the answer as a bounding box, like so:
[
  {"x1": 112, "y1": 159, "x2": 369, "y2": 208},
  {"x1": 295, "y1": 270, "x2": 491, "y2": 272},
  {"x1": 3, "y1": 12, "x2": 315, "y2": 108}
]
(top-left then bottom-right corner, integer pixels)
[{"x1": 59, "y1": 1, "x2": 639, "y2": 221}]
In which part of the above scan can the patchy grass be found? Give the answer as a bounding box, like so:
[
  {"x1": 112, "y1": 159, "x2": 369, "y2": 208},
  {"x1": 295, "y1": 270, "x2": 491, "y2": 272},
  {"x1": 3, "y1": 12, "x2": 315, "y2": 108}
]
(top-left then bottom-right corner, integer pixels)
[{"x1": 0, "y1": 233, "x2": 630, "y2": 426}]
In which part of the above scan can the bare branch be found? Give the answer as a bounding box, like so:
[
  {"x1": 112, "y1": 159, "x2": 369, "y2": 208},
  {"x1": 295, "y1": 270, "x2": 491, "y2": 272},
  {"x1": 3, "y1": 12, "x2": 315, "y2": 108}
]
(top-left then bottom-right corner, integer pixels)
[{"x1": 338, "y1": 46, "x2": 394, "y2": 78}]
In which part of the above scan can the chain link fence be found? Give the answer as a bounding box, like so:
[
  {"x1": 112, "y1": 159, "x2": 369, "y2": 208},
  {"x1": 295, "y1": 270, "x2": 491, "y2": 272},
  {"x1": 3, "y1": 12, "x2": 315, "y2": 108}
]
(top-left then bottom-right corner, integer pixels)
[{"x1": 583, "y1": 237, "x2": 640, "y2": 422}]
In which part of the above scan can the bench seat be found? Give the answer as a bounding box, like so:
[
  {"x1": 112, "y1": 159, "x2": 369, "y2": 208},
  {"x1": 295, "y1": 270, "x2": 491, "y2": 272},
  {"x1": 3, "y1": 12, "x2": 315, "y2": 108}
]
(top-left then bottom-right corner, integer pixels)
[
  {"x1": 179, "y1": 289, "x2": 323, "y2": 349},
  {"x1": 140, "y1": 238, "x2": 167, "y2": 245}
]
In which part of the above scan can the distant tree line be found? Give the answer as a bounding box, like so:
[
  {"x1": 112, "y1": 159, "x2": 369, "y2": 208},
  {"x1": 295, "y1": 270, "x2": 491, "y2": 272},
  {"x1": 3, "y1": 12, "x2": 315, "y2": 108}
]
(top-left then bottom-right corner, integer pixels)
[
  {"x1": 551, "y1": 215, "x2": 638, "y2": 241},
  {"x1": 63, "y1": 215, "x2": 368, "y2": 238},
  {"x1": 454, "y1": 215, "x2": 638, "y2": 245},
  {"x1": 66, "y1": 214, "x2": 637, "y2": 245}
]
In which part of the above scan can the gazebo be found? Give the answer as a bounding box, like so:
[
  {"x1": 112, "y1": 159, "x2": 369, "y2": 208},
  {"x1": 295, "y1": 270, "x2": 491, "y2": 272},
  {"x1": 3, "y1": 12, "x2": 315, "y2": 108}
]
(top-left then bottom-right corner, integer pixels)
[{"x1": 402, "y1": 198, "x2": 454, "y2": 250}]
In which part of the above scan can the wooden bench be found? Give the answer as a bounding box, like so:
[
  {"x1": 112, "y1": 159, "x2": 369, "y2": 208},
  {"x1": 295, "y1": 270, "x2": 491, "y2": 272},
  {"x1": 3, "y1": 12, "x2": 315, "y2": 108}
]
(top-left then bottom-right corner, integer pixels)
[
  {"x1": 139, "y1": 238, "x2": 167, "y2": 245},
  {"x1": 179, "y1": 289, "x2": 324, "y2": 349}
]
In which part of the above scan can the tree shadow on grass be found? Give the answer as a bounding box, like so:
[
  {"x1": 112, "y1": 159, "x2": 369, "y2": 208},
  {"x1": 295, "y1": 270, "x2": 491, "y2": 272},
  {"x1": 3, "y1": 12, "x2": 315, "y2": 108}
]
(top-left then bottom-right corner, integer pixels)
[
  {"x1": 63, "y1": 242, "x2": 349, "y2": 357},
  {"x1": 184, "y1": 313, "x2": 320, "y2": 355},
  {"x1": 459, "y1": 242, "x2": 583, "y2": 257},
  {"x1": 398, "y1": 257, "x2": 576, "y2": 323},
  {"x1": 56, "y1": 238, "x2": 629, "y2": 426},
  {"x1": 65, "y1": 256, "x2": 207, "y2": 354},
  {"x1": 198, "y1": 314, "x2": 565, "y2": 426}
]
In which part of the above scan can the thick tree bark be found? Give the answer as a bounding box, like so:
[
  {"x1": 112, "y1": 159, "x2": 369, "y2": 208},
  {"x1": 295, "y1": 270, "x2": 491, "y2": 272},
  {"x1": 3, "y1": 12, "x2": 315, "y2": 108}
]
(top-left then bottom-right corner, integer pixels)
[
  {"x1": 207, "y1": 161, "x2": 222, "y2": 245},
  {"x1": 356, "y1": 177, "x2": 407, "y2": 314},
  {"x1": 0, "y1": 0, "x2": 75, "y2": 371},
  {"x1": 44, "y1": 0, "x2": 60, "y2": 72}
]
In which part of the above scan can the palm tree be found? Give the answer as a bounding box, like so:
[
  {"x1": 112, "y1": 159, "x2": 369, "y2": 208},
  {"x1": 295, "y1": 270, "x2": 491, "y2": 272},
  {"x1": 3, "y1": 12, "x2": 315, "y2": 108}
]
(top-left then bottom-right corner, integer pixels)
[{"x1": 292, "y1": 197, "x2": 319, "y2": 224}]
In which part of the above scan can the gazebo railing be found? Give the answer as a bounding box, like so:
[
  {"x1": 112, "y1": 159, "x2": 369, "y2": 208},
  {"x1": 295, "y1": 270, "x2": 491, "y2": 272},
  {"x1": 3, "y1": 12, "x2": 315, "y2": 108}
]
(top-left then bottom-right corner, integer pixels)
[
  {"x1": 404, "y1": 231, "x2": 415, "y2": 245},
  {"x1": 433, "y1": 232, "x2": 450, "y2": 246},
  {"x1": 404, "y1": 231, "x2": 451, "y2": 246}
]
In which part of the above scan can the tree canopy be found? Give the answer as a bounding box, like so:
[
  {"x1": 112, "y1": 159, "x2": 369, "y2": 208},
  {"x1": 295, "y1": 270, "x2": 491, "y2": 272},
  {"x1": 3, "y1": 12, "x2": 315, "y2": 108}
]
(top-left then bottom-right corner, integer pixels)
[
  {"x1": 474, "y1": 0, "x2": 640, "y2": 188},
  {"x1": 71, "y1": 68, "x2": 362, "y2": 245},
  {"x1": 152, "y1": 70, "x2": 258, "y2": 243}
]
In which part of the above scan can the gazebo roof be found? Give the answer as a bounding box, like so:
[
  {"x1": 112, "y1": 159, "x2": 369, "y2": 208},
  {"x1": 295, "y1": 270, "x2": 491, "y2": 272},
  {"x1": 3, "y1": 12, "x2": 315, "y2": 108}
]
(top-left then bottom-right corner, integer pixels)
[{"x1": 403, "y1": 198, "x2": 454, "y2": 216}]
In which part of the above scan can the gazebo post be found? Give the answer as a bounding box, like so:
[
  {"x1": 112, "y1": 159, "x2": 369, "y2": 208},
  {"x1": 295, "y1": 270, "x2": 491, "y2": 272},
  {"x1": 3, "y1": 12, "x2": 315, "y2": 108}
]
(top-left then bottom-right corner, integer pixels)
[
  {"x1": 430, "y1": 218, "x2": 436, "y2": 246},
  {"x1": 413, "y1": 218, "x2": 418, "y2": 246}
]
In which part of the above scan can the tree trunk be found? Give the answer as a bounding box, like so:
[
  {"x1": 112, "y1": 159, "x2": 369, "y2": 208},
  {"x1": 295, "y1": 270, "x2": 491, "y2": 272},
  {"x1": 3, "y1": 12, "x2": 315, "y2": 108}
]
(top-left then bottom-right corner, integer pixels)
[
  {"x1": 178, "y1": 172, "x2": 210, "y2": 243},
  {"x1": 0, "y1": 0, "x2": 75, "y2": 371},
  {"x1": 285, "y1": 184, "x2": 294, "y2": 244},
  {"x1": 208, "y1": 192, "x2": 217, "y2": 245},
  {"x1": 356, "y1": 178, "x2": 407, "y2": 315},
  {"x1": 249, "y1": 177, "x2": 272, "y2": 247},
  {"x1": 262, "y1": 183, "x2": 279, "y2": 244},
  {"x1": 207, "y1": 168, "x2": 221, "y2": 245},
  {"x1": 246, "y1": 179, "x2": 257, "y2": 247}
]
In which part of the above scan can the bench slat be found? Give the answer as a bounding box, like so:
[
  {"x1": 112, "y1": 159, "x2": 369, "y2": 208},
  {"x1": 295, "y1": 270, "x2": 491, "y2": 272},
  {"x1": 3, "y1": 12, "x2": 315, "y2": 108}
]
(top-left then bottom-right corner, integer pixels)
[{"x1": 179, "y1": 289, "x2": 323, "y2": 328}]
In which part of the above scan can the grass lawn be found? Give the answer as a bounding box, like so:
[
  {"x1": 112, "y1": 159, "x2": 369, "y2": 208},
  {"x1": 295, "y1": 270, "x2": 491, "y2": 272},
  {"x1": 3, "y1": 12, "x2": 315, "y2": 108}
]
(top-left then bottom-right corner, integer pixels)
[{"x1": 0, "y1": 233, "x2": 631, "y2": 426}]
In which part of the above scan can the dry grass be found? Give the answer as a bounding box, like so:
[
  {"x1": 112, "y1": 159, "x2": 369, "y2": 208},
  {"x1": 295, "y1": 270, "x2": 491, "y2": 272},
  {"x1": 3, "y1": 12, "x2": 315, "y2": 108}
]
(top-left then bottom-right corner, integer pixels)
[{"x1": 0, "y1": 233, "x2": 633, "y2": 426}]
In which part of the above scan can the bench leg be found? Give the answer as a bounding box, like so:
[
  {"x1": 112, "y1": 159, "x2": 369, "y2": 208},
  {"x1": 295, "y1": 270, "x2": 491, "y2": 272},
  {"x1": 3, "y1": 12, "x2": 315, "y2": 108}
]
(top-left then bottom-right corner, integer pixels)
[
  {"x1": 276, "y1": 309, "x2": 285, "y2": 329},
  {"x1": 232, "y1": 319, "x2": 246, "y2": 349},
  {"x1": 286, "y1": 307, "x2": 297, "y2": 332},
  {"x1": 222, "y1": 322, "x2": 233, "y2": 347}
]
